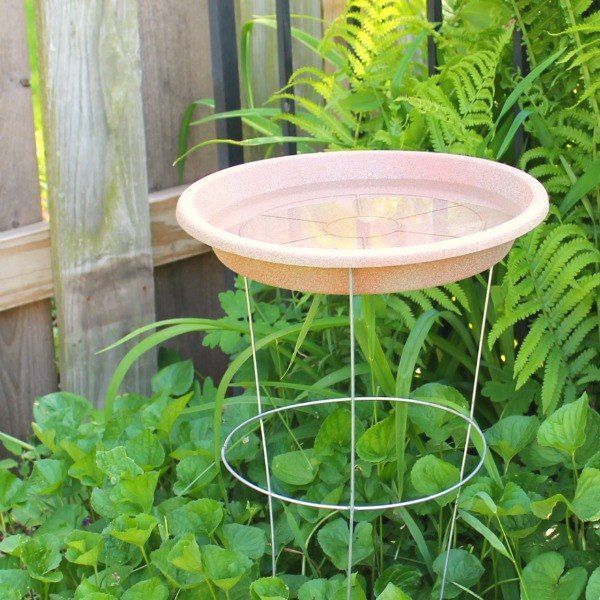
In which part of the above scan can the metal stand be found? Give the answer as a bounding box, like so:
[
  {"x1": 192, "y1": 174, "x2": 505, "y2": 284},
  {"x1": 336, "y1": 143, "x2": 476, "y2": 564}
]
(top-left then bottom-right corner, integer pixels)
[{"x1": 227, "y1": 269, "x2": 493, "y2": 598}]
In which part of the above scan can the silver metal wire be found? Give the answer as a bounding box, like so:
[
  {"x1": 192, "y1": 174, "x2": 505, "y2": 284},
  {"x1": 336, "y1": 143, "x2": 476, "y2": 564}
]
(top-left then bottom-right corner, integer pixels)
[
  {"x1": 221, "y1": 396, "x2": 488, "y2": 511},
  {"x1": 243, "y1": 277, "x2": 277, "y2": 576},
  {"x1": 438, "y1": 266, "x2": 494, "y2": 599},
  {"x1": 347, "y1": 269, "x2": 356, "y2": 600},
  {"x1": 232, "y1": 272, "x2": 493, "y2": 593}
]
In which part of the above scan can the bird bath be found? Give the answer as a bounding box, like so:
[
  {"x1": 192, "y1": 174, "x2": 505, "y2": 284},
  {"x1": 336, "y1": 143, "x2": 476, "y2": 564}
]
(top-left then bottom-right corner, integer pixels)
[{"x1": 177, "y1": 150, "x2": 548, "y2": 598}]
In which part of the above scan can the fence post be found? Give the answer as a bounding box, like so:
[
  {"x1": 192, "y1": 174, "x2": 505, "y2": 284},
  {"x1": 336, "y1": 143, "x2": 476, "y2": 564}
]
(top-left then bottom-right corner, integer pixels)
[
  {"x1": 0, "y1": 0, "x2": 57, "y2": 438},
  {"x1": 208, "y1": 0, "x2": 244, "y2": 169},
  {"x1": 426, "y1": 0, "x2": 443, "y2": 75},
  {"x1": 36, "y1": 0, "x2": 156, "y2": 403},
  {"x1": 276, "y1": 0, "x2": 297, "y2": 155}
]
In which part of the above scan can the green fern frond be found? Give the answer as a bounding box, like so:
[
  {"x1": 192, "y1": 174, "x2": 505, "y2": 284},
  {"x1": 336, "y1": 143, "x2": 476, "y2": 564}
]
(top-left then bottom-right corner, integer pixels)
[{"x1": 491, "y1": 223, "x2": 599, "y2": 413}]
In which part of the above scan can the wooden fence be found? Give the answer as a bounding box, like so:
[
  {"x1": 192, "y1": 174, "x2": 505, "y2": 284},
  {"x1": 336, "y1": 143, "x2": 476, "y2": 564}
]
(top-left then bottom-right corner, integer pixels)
[{"x1": 0, "y1": 0, "x2": 343, "y2": 439}]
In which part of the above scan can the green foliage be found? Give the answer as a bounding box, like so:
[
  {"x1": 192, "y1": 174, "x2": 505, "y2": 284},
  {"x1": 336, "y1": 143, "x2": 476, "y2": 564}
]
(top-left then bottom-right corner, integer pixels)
[{"x1": 2, "y1": 0, "x2": 598, "y2": 597}]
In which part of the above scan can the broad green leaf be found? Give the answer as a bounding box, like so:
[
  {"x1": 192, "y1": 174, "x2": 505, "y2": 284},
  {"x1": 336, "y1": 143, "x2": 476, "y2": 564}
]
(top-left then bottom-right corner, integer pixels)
[
  {"x1": 521, "y1": 552, "x2": 588, "y2": 600},
  {"x1": 272, "y1": 450, "x2": 319, "y2": 486},
  {"x1": 121, "y1": 578, "x2": 169, "y2": 600},
  {"x1": 314, "y1": 409, "x2": 352, "y2": 456},
  {"x1": 251, "y1": 576, "x2": 290, "y2": 600},
  {"x1": 75, "y1": 589, "x2": 116, "y2": 600},
  {"x1": 317, "y1": 518, "x2": 374, "y2": 570},
  {"x1": 298, "y1": 579, "x2": 331, "y2": 600},
  {"x1": 494, "y1": 482, "x2": 531, "y2": 516},
  {"x1": 410, "y1": 455, "x2": 459, "y2": 506},
  {"x1": 531, "y1": 494, "x2": 569, "y2": 520},
  {"x1": 173, "y1": 455, "x2": 218, "y2": 495},
  {"x1": 109, "y1": 513, "x2": 158, "y2": 548},
  {"x1": 112, "y1": 471, "x2": 159, "y2": 514},
  {"x1": 331, "y1": 574, "x2": 367, "y2": 600},
  {"x1": 0, "y1": 569, "x2": 31, "y2": 598},
  {"x1": 537, "y1": 394, "x2": 588, "y2": 455},
  {"x1": 21, "y1": 534, "x2": 63, "y2": 583},
  {"x1": 33, "y1": 392, "x2": 91, "y2": 440},
  {"x1": 157, "y1": 392, "x2": 192, "y2": 435},
  {"x1": 374, "y1": 565, "x2": 421, "y2": 596},
  {"x1": 586, "y1": 567, "x2": 600, "y2": 600},
  {"x1": 0, "y1": 534, "x2": 26, "y2": 556},
  {"x1": 375, "y1": 583, "x2": 411, "y2": 600},
  {"x1": 0, "y1": 469, "x2": 25, "y2": 511},
  {"x1": 532, "y1": 470, "x2": 600, "y2": 523},
  {"x1": 151, "y1": 359, "x2": 194, "y2": 396},
  {"x1": 432, "y1": 549, "x2": 484, "y2": 599},
  {"x1": 66, "y1": 443, "x2": 104, "y2": 486},
  {"x1": 168, "y1": 498, "x2": 224, "y2": 536},
  {"x1": 521, "y1": 441, "x2": 565, "y2": 469},
  {"x1": 125, "y1": 429, "x2": 165, "y2": 470},
  {"x1": 409, "y1": 383, "x2": 467, "y2": 443},
  {"x1": 27, "y1": 459, "x2": 67, "y2": 495},
  {"x1": 575, "y1": 407, "x2": 600, "y2": 467},
  {"x1": 222, "y1": 523, "x2": 266, "y2": 560},
  {"x1": 96, "y1": 447, "x2": 142, "y2": 482},
  {"x1": 151, "y1": 538, "x2": 206, "y2": 590},
  {"x1": 572, "y1": 467, "x2": 600, "y2": 521},
  {"x1": 356, "y1": 416, "x2": 395, "y2": 463},
  {"x1": 200, "y1": 545, "x2": 252, "y2": 591},
  {"x1": 168, "y1": 533, "x2": 203, "y2": 573},
  {"x1": 65, "y1": 530, "x2": 103, "y2": 567},
  {"x1": 486, "y1": 415, "x2": 539, "y2": 466},
  {"x1": 458, "y1": 510, "x2": 511, "y2": 558}
]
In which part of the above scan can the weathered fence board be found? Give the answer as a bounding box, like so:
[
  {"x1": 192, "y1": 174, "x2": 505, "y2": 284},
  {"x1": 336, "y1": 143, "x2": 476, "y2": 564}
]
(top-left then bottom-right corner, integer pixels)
[
  {"x1": 138, "y1": 0, "x2": 230, "y2": 379},
  {"x1": 323, "y1": 0, "x2": 346, "y2": 23},
  {"x1": 36, "y1": 0, "x2": 156, "y2": 402},
  {"x1": 0, "y1": 0, "x2": 57, "y2": 438},
  {"x1": 0, "y1": 186, "x2": 209, "y2": 313}
]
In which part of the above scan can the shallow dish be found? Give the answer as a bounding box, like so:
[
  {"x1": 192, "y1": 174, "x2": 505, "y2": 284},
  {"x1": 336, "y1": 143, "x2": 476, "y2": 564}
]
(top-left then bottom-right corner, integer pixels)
[{"x1": 177, "y1": 151, "x2": 548, "y2": 294}]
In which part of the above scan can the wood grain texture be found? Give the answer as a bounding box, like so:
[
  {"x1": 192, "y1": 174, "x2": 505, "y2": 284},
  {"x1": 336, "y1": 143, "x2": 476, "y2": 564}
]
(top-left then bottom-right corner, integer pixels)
[
  {"x1": 0, "y1": 0, "x2": 57, "y2": 438},
  {"x1": 0, "y1": 187, "x2": 210, "y2": 312},
  {"x1": 36, "y1": 0, "x2": 156, "y2": 403},
  {"x1": 322, "y1": 0, "x2": 346, "y2": 23},
  {"x1": 138, "y1": 0, "x2": 217, "y2": 191},
  {"x1": 138, "y1": 0, "x2": 229, "y2": 378}
]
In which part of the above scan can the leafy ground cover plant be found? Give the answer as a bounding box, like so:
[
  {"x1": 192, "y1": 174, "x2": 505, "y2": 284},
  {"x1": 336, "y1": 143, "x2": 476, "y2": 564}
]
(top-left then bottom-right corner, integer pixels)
[{"x1": 2, "y1": 282, "x2": 598, "y2": 598}]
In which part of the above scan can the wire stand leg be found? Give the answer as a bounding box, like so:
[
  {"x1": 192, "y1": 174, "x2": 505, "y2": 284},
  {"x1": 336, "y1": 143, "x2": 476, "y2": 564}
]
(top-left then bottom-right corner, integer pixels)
[
  {"x1": 243, "y1": 276, "x2": 277, "y2": 576},
  {"x1": 346, "y1": 268, "x2": 356, "y2": 600},
  {"x1": 439, "y1": 266, "x2": 494, "y2": 599}
]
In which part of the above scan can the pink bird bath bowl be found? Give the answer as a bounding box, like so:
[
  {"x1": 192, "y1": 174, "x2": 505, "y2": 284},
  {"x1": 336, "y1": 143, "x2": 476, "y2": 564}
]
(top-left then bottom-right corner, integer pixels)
[{"x1": 177, "y1": 150, "x2": 548, "y2": 294}]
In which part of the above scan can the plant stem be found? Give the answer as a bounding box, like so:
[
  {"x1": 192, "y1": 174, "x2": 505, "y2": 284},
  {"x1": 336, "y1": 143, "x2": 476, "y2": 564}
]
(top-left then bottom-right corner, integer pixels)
[
  {"x1": 496, "y1": 517, "x2": 527, "y2": 600},
  {"x1": 207, "y1": 581, "x2": 218, "y2": 600},
  {"x1": 0, "y1": 430, "x2": 35, "y2": 452}
]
